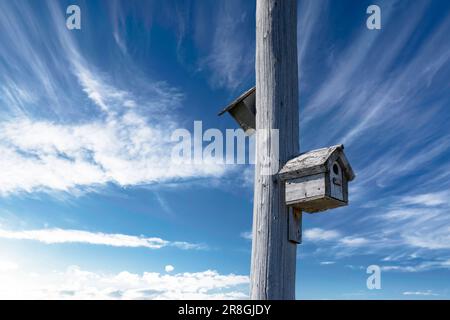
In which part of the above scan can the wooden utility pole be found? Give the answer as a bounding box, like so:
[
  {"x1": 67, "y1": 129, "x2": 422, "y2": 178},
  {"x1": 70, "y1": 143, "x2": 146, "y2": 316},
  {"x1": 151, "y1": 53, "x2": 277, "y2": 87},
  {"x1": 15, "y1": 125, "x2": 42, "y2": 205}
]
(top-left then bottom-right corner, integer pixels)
[{"x1": 250, "y1": 0, "x2": 299, "y2": 300}]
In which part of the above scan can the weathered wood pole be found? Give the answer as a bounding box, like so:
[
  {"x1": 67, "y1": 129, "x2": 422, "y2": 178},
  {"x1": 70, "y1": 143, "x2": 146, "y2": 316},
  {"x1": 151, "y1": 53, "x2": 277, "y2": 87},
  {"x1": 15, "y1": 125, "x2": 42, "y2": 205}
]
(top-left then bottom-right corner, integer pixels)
[{"x1": 250, "y1": 0, "x2": 299, "y2": 300}]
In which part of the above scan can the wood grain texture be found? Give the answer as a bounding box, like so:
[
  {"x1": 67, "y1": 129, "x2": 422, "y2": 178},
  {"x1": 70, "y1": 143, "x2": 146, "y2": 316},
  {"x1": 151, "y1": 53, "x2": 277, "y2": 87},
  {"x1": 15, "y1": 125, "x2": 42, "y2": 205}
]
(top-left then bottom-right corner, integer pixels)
[
  {"x1": 285, "y1": 174, "x2": 326, "y2": 203},
  {"x1": 289, "y1": 195, "x2": 347, "y2": 213},
  {"x1": 278, "y1": 144, "x2": 351, "y2": 181},
  {"x1": 329, "y1": 161, "x2": 344, "y2": 201},
  {"x1": 250, "y1": 0, "x2": 299, "y2": 300},
  {"x1": 285, "y1": 170, "x2": 348, "y2": 213},
  {"x1": 288, "y1": 208, "x2": 302, "y2": 244}
]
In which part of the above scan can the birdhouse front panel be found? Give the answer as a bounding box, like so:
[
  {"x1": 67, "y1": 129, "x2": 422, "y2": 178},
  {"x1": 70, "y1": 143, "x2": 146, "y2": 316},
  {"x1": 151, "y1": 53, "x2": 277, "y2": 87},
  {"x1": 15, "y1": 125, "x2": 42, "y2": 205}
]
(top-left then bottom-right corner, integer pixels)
[{"x1": 329, "y1": 160, "x2": 344, "y2": 201}]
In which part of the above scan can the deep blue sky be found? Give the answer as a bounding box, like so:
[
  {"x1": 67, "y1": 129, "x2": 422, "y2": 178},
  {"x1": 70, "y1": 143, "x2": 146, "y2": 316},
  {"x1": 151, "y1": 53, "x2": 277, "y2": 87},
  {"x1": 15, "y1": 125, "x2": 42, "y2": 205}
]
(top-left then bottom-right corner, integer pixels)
[{"x1": 0, "y1": 0, "x2": 449, "y2": 299}]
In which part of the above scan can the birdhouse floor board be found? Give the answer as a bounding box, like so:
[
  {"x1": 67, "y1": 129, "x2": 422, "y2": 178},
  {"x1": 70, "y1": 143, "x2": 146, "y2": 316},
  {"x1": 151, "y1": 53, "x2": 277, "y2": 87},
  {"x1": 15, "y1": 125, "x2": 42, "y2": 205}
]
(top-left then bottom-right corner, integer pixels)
[{"x1": 287, "y1": 196, "x2": 346, "y2": 213}]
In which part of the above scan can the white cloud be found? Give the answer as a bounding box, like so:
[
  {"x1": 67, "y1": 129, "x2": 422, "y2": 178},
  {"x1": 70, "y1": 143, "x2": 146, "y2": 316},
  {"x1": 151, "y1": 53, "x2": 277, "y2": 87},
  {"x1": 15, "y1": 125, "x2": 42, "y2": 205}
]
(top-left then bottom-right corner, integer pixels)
[
  {"x1": 303, "y1": 0, "x2": 448, "y2": 149},
  {"x1": 0, "y1": 265, "x2": 249, "y2": 300},
  {"x1": 241, "y1": 166, "x2": 254, "y2": 188},
  {"x1": 319, "y1": 261, "x2": 335, "y2": 265},
  {"x1": 382, "y1": 265, "x2": 421, "y2": 272},
  {"x1": 297, "y1": 0, "x2": 327, "y2": 70},
  {"x1": 339, "y1": 237, "x2": 370, "y2": 247},
  {"x1": 400, "y1": 192, "x2": 450, "y2": 207},
  {"x1": 0, "y1": 1, "x2": 229, "y2": 197},
  {"x1": 0, "y1": 85, "x2": 228, "y2": 195},
  {"x1": 240, "y1": 231, "x2": 252, "y2": 241},
  {"x1": 165, "y1": 265, "x2": 175, "y2": 273},
  {"x1": 0, "y1": 260, "x2": 18, "y2": 272},
  {"x1": 304, "y1": 229, "x2": 370, "y2": 250},
  {"x1": 0, "y1": 228, "x2": 206, "y2": 250},
  {"x1": 382, "y1": 260, "x2": 450, "y2": 273},
  {"x1": 402, "y1": 290, "x2": 438, "y2": 296},
  {"x1": 309, "y1": 189, "x2": 450, "y2": 262},
  {"x1": 379, "y1": 192, "x2": 450, "y2": 250},
  {"x1": 0, "y1": 78, "x2": 229, "y2": 196},
  {"x1": 403, "y1": 231, "x2": 450, "y2": 250},
  {"x1": 303, "y1": 228, "x2": 341, "y2": 241},
  {"x1": 345, "y1": 265, "x2": 365, "y2": 270}
]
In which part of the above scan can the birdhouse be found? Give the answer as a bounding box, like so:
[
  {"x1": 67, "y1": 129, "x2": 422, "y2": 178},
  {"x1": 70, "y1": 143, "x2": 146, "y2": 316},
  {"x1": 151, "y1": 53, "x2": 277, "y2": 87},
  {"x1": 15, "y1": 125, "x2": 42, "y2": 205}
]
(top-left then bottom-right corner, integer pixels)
[
  {"x1": 278, "y1": 144, "x2": 355, "y2": 213},
  {"x1": 218, "y1": 87, "x2": 256, "y2": 135}
]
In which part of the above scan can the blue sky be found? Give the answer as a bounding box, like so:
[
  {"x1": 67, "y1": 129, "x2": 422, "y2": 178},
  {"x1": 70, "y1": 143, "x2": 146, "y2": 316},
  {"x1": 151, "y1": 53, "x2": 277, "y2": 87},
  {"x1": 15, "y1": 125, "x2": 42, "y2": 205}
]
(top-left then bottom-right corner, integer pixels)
[{"x1": 0, "y1": 0, "x2": 449, "y2": 299}]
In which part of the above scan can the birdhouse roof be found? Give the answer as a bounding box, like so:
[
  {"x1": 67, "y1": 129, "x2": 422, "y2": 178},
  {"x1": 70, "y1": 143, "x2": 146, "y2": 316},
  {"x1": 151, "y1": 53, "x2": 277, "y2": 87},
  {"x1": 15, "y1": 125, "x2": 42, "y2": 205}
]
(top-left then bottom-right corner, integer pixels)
[
  {"x1": 218, "y1": 86, "x2": 256, "y2": 116},
  {"x1": 278, "y1": 144, "x2": 355, "y2": 181}
]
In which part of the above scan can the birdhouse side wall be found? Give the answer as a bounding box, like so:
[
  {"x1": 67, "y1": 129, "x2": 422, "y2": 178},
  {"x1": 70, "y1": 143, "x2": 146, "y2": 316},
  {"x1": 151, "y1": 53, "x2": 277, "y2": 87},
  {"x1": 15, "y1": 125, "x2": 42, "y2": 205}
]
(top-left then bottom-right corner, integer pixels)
[{"x1": 342, "y1": 173, "x2": 349, "y2": 203}]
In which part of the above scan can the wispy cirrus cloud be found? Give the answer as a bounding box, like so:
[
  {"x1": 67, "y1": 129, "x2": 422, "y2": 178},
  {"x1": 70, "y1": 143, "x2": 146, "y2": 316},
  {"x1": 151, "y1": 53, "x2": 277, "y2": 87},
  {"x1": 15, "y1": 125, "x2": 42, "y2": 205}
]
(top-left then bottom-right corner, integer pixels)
[
  {"x1": 339, "y1": 237, "x2": 370, "y2": 247},
  {"x1": 402, "y1": 290, "x2": 438, "y2": 296},
  {"x1": 379, "y1": 190, "x2": 450, "y2": 251},
  {"x1": 294, "y1": 1, "x2": 450, "y2": 278},
  {"x1": 302, "y1": 0, "x2": 449, "y2": 145},
  {"x1": 298, "y1": 0, "x2": 450, "y2": 199},
  {"x1": 303, "y1": 189, "x2": 450, "y2": 272},
  {"x1": 240, "y1": 231, "x2": 252, "y2": 241},
  {"x1": 399, "y1": 191, "x2": 450, "y2": 207},
  {"x1": 319, "y1": 261, "x2": 335, "y2": 265},
  {"x1": 382, "y1": 260, "x2": 450, "y2": 273},
  {"x1": 303, "y1": 228, "x2": 341, "y2": 241},
  {"x1": 0, "y1": 111, "x2": 226, "y2": 195},
  {"x1": 0, "y1": 1, "x2": 228, "y2": 196},
  {"x1": 303, "y1": 228, "x2": 371, "y2": 252},
  {"x1": 297, "y1": 0, "x2": 330, "y2": 71},
  {"x1": 0, "y1": 228, "x2": 206, "y2": 250},
  {"x1": 197, "y1": 0, "x2": 254, "y2": 91}
]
